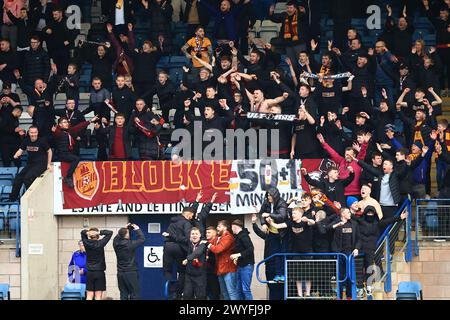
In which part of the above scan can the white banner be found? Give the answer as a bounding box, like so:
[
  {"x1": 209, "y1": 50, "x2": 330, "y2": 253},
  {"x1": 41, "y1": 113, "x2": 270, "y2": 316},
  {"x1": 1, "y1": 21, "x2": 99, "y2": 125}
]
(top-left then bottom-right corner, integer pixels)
[
  {"x1": 144, "y1": 246, "x2": 163, "y2": 268},
  {"x1": 229, "y1": 159, "x2": 305, "y2": 214}
]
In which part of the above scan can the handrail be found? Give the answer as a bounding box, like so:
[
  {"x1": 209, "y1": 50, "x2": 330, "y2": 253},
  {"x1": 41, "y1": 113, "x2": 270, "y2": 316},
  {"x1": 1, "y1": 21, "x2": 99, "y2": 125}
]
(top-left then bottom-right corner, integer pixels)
[
  {"x1": 414, "y1": 198, "x2": 450, "y2": 254},
  {"x1": 376, "y1": 199, "x2": 410, "y2": 247},
  {"x1": 348, "y1": 253, "x2": 365, "y2": 300},
  {"x1": 163, "y1": 280, "x2": 178, "y2": 300},
  {"x1": 256, "y1": 252, "x2": 350, "y2": 284}
]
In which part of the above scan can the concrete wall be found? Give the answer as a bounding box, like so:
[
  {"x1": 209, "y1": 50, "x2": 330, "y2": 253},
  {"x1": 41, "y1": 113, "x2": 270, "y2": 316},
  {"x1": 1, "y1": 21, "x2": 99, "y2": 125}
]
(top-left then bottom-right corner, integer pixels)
[
  {"x1": 0, "y1": 245, "x2": 21, "y2": 299},
  {"x1": 57, "y1": 215, "x2": 128, "y2": 300},
  {"x1": 245, "y1": 215, "x2": 267, "y2": 300},
  {"x1": 21, "y1": 171, "x2": 58, "y2": 300},
  {"x1": 385, "y1": 243, "x2": 450, "y2": 300}
]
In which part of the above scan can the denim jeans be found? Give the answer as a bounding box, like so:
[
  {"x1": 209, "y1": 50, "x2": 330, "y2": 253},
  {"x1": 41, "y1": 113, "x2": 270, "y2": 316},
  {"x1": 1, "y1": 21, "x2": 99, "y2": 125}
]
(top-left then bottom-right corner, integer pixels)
[
  {"x1": 436, "y1": 159, "x2": 447, "y2": 190},
  {"x1": 218, "y1": 272, "x2": 239, "y2": 300},
  {"x1": 237, "y1": 264, "x2": 254, "y2": 300},
  {"x1": 267, "y1": 232, "x2": 288, "y2": 277}
]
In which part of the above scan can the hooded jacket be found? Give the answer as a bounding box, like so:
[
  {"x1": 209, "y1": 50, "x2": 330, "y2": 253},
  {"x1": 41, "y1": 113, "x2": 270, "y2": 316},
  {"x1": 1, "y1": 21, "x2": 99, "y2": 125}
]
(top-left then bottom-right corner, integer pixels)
[
  {"x1": 357, "y1": 206, "x2": 402, "y2": 251},
  {"x1": 233, "y1": 228, "x2": 255, "y2": 267},
  {"x1": 259, "y1": 187, "x2": 288, "y2": 236},
  {"x1": 113, "y1": 228, "x2": 145, "y2": 272},
  {"x1": 80, "y1": 229, "x2": 113, "y2": 272}
]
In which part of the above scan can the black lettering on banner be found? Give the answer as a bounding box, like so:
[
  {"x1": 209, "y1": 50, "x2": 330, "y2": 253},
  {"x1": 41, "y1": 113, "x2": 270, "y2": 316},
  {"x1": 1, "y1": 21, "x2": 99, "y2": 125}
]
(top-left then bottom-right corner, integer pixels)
[
  {"x1": 259, "y1": 159, "x2": 278, "y2": 191},
  {"x1": 286, "y1": 159, "x2": 298, "y2": 189},
  {"x1": 238, "y1": 160, "x2": 258, "y2": 192}
]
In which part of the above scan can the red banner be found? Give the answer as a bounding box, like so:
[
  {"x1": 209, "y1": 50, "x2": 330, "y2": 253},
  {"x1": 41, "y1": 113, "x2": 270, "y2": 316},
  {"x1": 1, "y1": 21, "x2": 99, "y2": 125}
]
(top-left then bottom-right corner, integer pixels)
[{"x1": 61, "y1": 159, "x2": 327, "y2": 210}]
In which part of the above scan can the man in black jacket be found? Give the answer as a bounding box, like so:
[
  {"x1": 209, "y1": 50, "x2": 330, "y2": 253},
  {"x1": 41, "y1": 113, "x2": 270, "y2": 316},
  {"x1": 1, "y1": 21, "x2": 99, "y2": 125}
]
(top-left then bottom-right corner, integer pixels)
[
  {"x1": 268, "y1": 0, "x2": 310, "y2": 64},
  {"x1": 359, "y1": 151, "x2": 383, "y2": 187},
  {"x1": 81, "y1": 42, "x2": 114, "y2": 90},
  {"x1": 0, "y1": 39, "x2": 19, "y2": 88},
  {"x1": 162, "y1": 206, "x2": 196, "y2": 299},
  {"x1": 355, "y1": 157, "x2": 406, "y2": 220},
  {"x1": 110, "y1": 75, "x2": 136, "y2": 123},
  {"x1": 21, "y1": 36, "x2": 51, "y2": 92},
  {"x1": 302, "y1": 165, "x2": 355, "y2": 207},
  {"x1": 95, "y1": 113, "x2": 132, "y2": 160},
  {"x1": 9, "y1": 126, "x2": 52, "y2": 201},
  {"x1": 81, "y1": 227, "x2": 113, "y2": 300},
  {"x1": 43, "y1": 6, "x2": 71, "y2": 75},
  {"x1": 259, "y1": 187, "x2": 288, "y2": 282},
  {"x1": 231, "y1": 219, "x2": 255, "y2": 300},
  {"x1": 330, "y1": 207, "x2": 361, "y2": 298},
  {"x1": 113, "y1": 223, "x2": 145, "y2": 300},
  {"x1": 357, "y1": 205, "x2": 407, "y2": 295},
  {"x1": 182, "y1": 227, "x2": 207, "y2": 300},
  {"x1": 16, "y1": 72, "x2": 57, "y2": 139},
  {"x1": 0, "y1": 105, "x2": 24, "y2": 167}
]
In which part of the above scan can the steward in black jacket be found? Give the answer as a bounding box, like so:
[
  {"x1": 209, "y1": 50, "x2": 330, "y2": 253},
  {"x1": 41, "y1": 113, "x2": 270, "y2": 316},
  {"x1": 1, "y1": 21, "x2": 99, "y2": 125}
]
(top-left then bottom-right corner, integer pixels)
[
  {"x1": 81, "y1": 229, "x2": 113, "y2": 272},
  {"x1": 113, "y1": 226, "x2": 145, "y2": 272},
  {"x1": 113, "y1": 224, "x2": 145, "y2": 300},
  {"x1": 259, "y1": 187, "x2": 288, "y2": 236}
]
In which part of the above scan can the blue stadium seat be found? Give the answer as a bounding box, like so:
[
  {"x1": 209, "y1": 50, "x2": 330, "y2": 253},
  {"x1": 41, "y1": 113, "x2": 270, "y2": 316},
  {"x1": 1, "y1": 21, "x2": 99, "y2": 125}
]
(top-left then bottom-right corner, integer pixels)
[
  {"x1": 63, "y1": 283, "x2": 86, "y2": 299},
  {"x1": 79, "y1": 148, "x2": 98, "y2": 161},
  {"x1": 8, "y1": 205, "x2": 19, "y2": 234},
  {"x1": 0, "y1": 167, "x2": 15, "y2": 187},
  {"x1": 0, "y1": 283, "x2": 10, "y2": 300},
  {"x1": 1, "y1": 186, "x2": 12, "y2": 201},
  {"x1": 0, "y1": 204, "x2": 5, "y2": 233},
  {"x1": 0, "y1": 167, "x2": 17, "y2": 176},
  {"x1": 396, "y1": 281, "x2": 422, "y2": 300}
]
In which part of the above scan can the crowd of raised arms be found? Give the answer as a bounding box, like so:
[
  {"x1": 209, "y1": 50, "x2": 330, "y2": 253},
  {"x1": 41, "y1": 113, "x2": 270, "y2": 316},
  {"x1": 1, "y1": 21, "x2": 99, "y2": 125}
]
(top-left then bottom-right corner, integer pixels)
[{"x1": 0, "y1": 0, "x2": 449, "y2": 300}]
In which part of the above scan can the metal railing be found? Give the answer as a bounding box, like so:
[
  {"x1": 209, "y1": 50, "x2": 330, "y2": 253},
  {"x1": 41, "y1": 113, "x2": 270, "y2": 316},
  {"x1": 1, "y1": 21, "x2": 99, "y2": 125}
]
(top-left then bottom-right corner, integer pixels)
[
  {"x1": 256, "y1": 252, "x2": 353, "y2": 300},
  {"x1": 415, "y1": 199, "x2": 450, "y2": 246},
  {"x1": 255, "y1": 199, "x2": 413, "y2": 299},
  {"x1": 373, "y1": 199, "x2": 412, "y2": 294},
  {"x1": 163, "y1": 280, "x2": 178, "y2": 300}
]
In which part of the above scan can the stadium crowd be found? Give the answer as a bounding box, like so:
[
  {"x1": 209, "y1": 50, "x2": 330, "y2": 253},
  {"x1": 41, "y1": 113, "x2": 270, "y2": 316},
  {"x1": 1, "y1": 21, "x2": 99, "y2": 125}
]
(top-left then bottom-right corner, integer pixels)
[{"x1": 0, "y1": 0, "x2": 449, "y2": 300}]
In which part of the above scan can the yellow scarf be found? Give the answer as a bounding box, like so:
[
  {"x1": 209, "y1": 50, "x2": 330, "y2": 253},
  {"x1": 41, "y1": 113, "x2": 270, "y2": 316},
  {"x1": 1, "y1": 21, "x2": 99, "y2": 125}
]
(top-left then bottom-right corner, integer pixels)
[{"x1": 116, "y1": 0, "x2": 123, "y2": 9}]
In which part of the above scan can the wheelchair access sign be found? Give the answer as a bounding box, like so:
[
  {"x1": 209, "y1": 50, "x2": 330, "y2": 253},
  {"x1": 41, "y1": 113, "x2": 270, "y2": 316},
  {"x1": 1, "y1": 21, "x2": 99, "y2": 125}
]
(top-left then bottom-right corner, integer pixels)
[{"x1": 144, "y1": 246, "x2": 163, "y2": 268}]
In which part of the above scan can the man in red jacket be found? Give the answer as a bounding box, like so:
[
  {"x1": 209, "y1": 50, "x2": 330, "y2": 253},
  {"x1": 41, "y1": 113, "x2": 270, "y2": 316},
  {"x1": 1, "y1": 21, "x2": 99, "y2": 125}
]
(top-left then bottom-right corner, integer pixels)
[{"x1": 207, "y1": 220, "x2": 239, "y2": 300}]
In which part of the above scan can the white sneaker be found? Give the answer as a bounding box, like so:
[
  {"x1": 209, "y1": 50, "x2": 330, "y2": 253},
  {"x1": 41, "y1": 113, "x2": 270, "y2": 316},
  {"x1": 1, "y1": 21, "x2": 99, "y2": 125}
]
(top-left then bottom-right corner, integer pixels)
[{"x1": 357, "y1": 288, "x2": 364, "y2": 299}]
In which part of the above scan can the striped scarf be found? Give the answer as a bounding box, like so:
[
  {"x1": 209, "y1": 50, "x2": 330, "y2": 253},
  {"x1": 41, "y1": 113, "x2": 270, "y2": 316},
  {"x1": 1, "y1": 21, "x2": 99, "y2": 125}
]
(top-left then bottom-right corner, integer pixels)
[
  {"x1": 284, "y1": 11, "x2": 299, "y2": 41},
  {"x1": 414, "y1": 121, "x2": 425, "y2": 146}
]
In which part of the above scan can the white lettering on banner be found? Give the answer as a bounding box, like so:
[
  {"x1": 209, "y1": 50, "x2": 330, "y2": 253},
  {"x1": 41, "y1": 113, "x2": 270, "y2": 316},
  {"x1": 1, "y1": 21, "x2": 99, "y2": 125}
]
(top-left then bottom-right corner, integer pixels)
[
  {"x1": 366, "y1": 5, "x2": 381, "y2": 30},
  {"x1": 144, "y1": 246, "x2": 163, "y2": 268},
  {"x1": 229, "y1": 159, "x2": 304, "y2": 214},
  {"x1": 53, "y1": 160, "x2": 326, "y2": 215}
]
